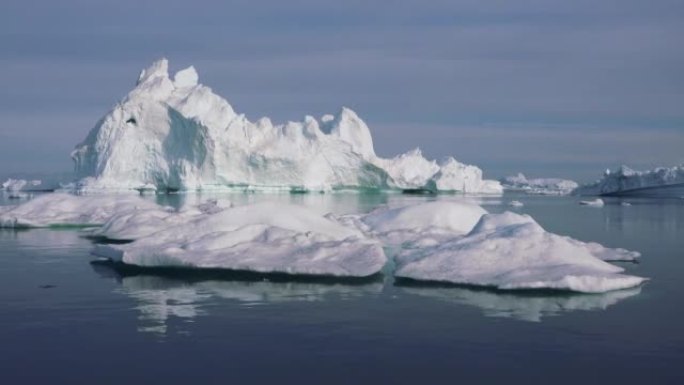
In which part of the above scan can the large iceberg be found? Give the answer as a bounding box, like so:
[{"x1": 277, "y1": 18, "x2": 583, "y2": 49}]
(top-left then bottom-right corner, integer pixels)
[
  {"x1": 500, "y1": 173, "x2": 578, "y2": 195},
  {"x1": 574, "y1": 165, "x2": 684, "y2": 197},
  {"x1": 71, "y1": 59, "x2": 501, "y2": 194},
  {"x1": 93, "y1": 202, "x2": 387, "y2": 278},
  {"x1": 394, "y1": 211, "x2": 645, "y2": 293}
]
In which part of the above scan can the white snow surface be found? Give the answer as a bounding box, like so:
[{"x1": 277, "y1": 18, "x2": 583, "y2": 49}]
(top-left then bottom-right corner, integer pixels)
[
  {"x1": 394, "y1": 211, "x2": 645, "y2": 293},
  {"x1": 341, "y1": 201, "x2": 488, "y2": 246},
  {"x1": 0, "y1": 193, "x2": 160, "y2": 228},
  {"x1": 93, "y1": 201, "x2": 387, "y2": 278},
  {"x1": 501, "y1": 173, "x2": 578, "y2": 195},
  {"x1": 71, "y1": 59, "x2": 500, "y2": 193},
  {"x1": 574, "y1": 165, "x2": 684, "y2": 196}
]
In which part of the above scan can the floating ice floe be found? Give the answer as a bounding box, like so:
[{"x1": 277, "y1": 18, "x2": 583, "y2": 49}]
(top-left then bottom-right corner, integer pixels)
[
  {"x1": 508, "y1": 200, "x2": 524, "y2": 207},
  {"x1": 580, "y1": 198, "x2": 605, "y2": 207},
  {"x1": 0, "y1": 193, "x2": 161, "y2": 228},
  {"x1": 394, "y1": 212, "x2": 645, "y2": 293},
  {"x1": 71, "y1": 59, "x2": 501, "y2": 194},
  {"x1": 93, "y1": 202, "x2": 386, "y2": 278},
  {"x1": 574, "y1": 165, "x2": 684, "y2": 197},
  {"x1": 500, "y1": 173, "x2": 578, "y2": 195}
]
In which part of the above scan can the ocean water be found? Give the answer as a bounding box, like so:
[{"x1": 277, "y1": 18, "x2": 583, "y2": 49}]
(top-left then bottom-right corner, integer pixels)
[{"x1": 0, "y1": 192, "x2": 683, "y2": 384}]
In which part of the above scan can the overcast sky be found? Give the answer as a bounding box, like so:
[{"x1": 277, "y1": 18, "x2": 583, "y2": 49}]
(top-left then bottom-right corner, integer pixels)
[{"x1": 1, "y1": 0, "x2": 682, "y2": 182}]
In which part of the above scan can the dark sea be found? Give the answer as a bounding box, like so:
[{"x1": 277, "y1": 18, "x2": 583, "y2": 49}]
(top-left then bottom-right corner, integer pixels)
[{"x1": 1, "y1": 192, "x2": 682, "y2": 384}]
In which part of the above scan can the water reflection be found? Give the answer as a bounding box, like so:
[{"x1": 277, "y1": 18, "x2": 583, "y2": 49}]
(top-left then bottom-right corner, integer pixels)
[
  {"x1": 399, "y1": 283, "x2": 641, "y2": 322},
  {"x1": 600, "y1": 198, "x2": 684, "y2": 235},
  {"x1": 151, "y1": 191, "x2": 503, "y2": 215},
  {"x1": 91, "y1": 262, "x2": 383, "y2": 335}
]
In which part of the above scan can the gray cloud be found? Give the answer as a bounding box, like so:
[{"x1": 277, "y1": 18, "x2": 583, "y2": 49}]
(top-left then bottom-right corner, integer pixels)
[{"x1": 0, "y1": 0, "x2": 682, "y2": 182}]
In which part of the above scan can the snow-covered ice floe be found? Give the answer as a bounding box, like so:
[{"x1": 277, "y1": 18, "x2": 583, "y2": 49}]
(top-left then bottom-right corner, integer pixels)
[
  {"x1": 71, "y1": 59, "x2": 500, "y2": 194},
  {"x1": 500, "y1": 173, "x2": 578, "y2": 195},
  {"x1": 0, "y1": 193, "x2": 161, "y2": 228},
  {"x1": 394, "y1": 212, "x2": 645, "y2": 293},
  {"x1": 574, "y1": 165, "x2": 684, "y2": 197},
  {"x1": 580, "y1": 198, "x2": 605, "y2": 207},
  {"x1": 93, "y1": 202, "x2": 386, "y2": 278},
  {"x1": 508, "y1": 200, "x2": 524, "y2": 207}
]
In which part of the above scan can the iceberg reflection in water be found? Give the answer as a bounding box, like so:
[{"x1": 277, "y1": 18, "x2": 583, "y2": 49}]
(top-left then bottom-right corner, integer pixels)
[
  {"x1": 398, "y1": 281, "x2": 641, "y2": 322},
  {"x1": 91, "y1": 262, "x2": 384, "y2": 335},
  {"x1": 92, "y1": 261, "x2": 641, "y2": 334}
]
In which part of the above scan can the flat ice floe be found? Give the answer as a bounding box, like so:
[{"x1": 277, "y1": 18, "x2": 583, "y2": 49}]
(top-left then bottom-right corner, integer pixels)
[
  {"x1": 0, "y1": 193, "x2": 161, "y2": 228},
  {"x1": 93, "y1": 202, "x2": 386, "y2": 278},
  {"x1": 395, "y1": 212, "x2": 645, "y2": 293},
  {"x1": 71, "y1": 59, "x2": 501, "y2": 194}
]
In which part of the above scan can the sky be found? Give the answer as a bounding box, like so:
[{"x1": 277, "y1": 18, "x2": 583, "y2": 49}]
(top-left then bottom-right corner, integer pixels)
[{"x1": 1, "y1": 0, "x2": 682, "y2": 182}]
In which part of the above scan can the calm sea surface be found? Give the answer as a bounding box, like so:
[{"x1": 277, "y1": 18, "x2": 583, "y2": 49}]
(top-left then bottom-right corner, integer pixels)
[{"x1": 1, "y1": 192, "x2": 682, "y2": 384}]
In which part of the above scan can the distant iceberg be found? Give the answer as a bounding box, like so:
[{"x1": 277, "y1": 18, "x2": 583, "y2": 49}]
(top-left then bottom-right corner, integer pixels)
[
  {"x1": 574, "y1": 165, "x2": 684, "y2": 197},
  {"x1": 71, "y1": 59, "x2": 501, "y2": 194},
  {"x1": 1, "y1": 178, "x2": 42, "y2": 199},
  {"x1": 500, "y1": 173, "x2": 578, "y2": 195}
]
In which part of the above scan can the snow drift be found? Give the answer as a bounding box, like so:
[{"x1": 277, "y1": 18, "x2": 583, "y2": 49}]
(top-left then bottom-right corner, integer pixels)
[
  {"x1": 574, "y1": 165, "x2": 684, "y2": 197},
  {"x1": 71, "y1": 59, "x2": 501, "y2": 194}
]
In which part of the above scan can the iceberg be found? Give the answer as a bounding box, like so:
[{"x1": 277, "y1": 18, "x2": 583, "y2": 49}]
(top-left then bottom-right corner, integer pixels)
[
  {"x1": 71, "y1": 59, "x2": 500, "y2": 194},
  {"x1": 0, "y1": 193, "x2": 161, "y2": 228},
  {"x1": 500, "y1": 173, "x2": 578, "y2": 195},
  {"x1": 394, "y1": 212, "x2": 645, "y2": 293},
  {"x1": 93, "y1": 202, "x2": 387, "y2": 278},
  {"x1": 574, "y1": 165, "x2": 684, "y2": 197}
]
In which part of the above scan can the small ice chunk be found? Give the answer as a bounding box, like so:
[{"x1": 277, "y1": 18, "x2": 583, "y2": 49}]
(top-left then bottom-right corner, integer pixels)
[
  {"x1": 580, "y1": 198, "x2": 605, "y2": 207},
  {"x1": 508, "y1": 200, "x2": 524, "y2": 207}
]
